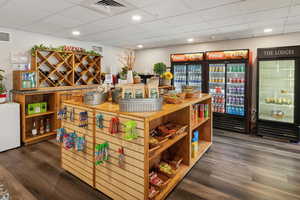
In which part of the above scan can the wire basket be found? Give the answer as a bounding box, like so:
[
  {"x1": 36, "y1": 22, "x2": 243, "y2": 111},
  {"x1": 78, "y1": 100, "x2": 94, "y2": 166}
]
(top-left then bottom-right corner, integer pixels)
[{"x1": 119, "y1": 98, "x2": 163, "y2": 112}]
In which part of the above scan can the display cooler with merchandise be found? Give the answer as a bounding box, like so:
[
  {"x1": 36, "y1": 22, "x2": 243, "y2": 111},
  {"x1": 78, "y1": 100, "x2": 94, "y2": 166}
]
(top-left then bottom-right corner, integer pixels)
[
  {"x1": 257, "y1": 46, "x2": 300, "y2": 142},
  {"x1": 205, "y1": 49, "x2": 252, "y2": 133},
  {"x1": 170, "y1": 52, "x2": 206, "y2": 92}
]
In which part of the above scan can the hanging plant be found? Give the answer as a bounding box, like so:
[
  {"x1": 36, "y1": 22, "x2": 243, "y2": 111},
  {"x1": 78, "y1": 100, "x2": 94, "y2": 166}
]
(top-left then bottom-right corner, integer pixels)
[{"x1": 31, "y1": 44, "x2": 101, "y2": 57}]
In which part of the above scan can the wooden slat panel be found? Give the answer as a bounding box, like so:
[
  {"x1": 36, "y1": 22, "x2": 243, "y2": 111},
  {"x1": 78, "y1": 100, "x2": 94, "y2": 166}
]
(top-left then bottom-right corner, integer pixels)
[
  {"x1": 95, "y1": 137, "x2": 144, "y2": 162},
  {"x1": 98, "y1": 121, "x2": 145, "y2": 138},
  {"x1": 63, "y1": 157, "x2": 93, "y2": 176},
  {"x1": 101, "y1": 154, "x2": 144, "y2": 177},
  {"x1": 96, "y1": 177, "x2": 143, "y2": 200},
  {"x1": 62, "y1": 121, "x2": 93, "y2": 134},
  {"x1": 95, "y1": 168, "x2": 144, "y2": 193},
  {"x1": 96, "y1": 128, "x2": 144, "y2": 145},
  {"x1": 62, "y1": 153, "x2": 93, "y2": 171},
  {"x1": 63, "y1": 114, "x2": 94, "y2": 124},
  {"x1": 62, "y1": 119, "x2": 93, "y2": 132},
  {"x1": 62, "y1": 163, "x2": 93, "y2": 186},
  {"x1": 95, "y1": 134, "x2": 144, "y2": 153},
  {"x1": 119, "y1": 117, "x2": 144, "y2": 129},
  {"x1": 96, "y1": 164, "x2": 144, "y2": 185},
  {"x1": 95, "y1": 172, "x2": 144, "y2": 198},
  {"x1": 95, "y1": 183, "x2": 125, "y2": 200},
  {"x1": 119, "y1": 114, "x2": 144, "y2": 122},
  {"x1": 62, "y1": 148, "x2": 93, "y2": 162},
  {"x1": 62, "y1": 103, "x2": 93, "y2": 112}
]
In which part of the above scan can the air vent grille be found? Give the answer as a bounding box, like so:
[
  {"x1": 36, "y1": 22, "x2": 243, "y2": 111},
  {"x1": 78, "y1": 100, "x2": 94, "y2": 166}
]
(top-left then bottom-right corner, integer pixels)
[
  {"x1": 0, "y1": 32, "x2": 10, "y2": 42},
  {"x1": 95, "y1": 0, "x2": 125, "y2": 7}
]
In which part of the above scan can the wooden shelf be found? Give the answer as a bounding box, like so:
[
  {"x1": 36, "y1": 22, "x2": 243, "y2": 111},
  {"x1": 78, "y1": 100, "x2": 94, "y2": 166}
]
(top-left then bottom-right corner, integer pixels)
[
  {"x1": 191, "y1": 117, "x2": 210, "y2": 130},
  {"x1": 25, "y1": 111, "x2": 55, "y2": 119},
  {"x1": 149, "y1": 132, "x2": 188, "y2": 162},
  {"x1": 33, "y1": 49, "x2": 101, "y2": 89},
  {"x1": 191, "y1": 141, "x2": 212, "y2": 165},
  {"x1": 154, "y1": 164, "x2": 189, "y2": 200},
  {"x1": 26, "y1": 131, "x2": 56, "y2": 143}
]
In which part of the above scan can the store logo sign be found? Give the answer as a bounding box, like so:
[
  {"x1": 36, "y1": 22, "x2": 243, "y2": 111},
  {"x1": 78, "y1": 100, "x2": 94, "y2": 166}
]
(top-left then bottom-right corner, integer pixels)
[{"x1": 263, "y1": 49, "x2": 295, "y2": 56}]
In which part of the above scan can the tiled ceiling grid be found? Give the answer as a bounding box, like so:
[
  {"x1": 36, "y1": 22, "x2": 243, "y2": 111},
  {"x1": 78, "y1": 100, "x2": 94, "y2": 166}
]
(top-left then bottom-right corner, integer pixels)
[{"x1": 0, "y1": 0, "x2": 299, "y2": 49}]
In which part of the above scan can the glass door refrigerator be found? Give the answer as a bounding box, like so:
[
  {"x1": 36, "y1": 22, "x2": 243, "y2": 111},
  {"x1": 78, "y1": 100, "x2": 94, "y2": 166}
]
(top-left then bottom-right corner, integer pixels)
[
  {"x1": 205, "y1": 49, "x2": 252, "y2": 133},
  {"x1": 171, "y1": 53, "x2": 205, "y2": 91},
  {"x1": 257, "y1": 46, "x2": 300, "y2": 142}
]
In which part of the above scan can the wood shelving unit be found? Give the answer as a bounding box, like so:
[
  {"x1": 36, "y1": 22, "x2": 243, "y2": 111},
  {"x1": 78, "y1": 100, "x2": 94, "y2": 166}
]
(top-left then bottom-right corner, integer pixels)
[
  {"x1": 60, "y1": 94, "x2": 212, "y2": 200},
  {"x1": 13, "y1": 92, "x2": 57, "y2": 144},
  {"x1": 32, "y1": 50, "x2": 101, "y2": 88}
]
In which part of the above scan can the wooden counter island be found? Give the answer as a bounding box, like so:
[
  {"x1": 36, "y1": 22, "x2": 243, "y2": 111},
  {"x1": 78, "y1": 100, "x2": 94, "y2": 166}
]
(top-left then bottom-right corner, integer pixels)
[{"x1": 60, "y1": 94, "x2": 212, "y2": 200}]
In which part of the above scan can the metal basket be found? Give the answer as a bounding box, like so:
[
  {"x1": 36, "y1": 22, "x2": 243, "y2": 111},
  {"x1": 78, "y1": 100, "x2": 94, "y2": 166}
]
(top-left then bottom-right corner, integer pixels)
[{"x1": 119, "y1": 98, "x2": 163, "y2": 112}]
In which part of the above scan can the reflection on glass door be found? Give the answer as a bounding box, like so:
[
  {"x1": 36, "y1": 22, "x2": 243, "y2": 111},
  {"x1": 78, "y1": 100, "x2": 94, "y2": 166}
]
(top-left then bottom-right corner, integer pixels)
[
  {"x1": 173, "y1": 64, "x2": 187, "y2": 91},
  {"x1": 226, "y1": 63, "x2": 246, "y2": 116},
  {"x1": 187, "y1": 64, "x2": 202, "y2": 91},
  {"x1": 259, "y1": 60, "x2": 295, "y2": 123},
  {"x1": 209, "y1": 63, "x2": 226, "y2": 113}
]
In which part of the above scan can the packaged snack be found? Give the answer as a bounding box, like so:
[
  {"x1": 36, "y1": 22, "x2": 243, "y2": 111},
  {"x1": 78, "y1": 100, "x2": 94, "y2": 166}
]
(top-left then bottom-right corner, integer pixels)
[
  {"x1": 133, "y1": 84, "x2": 145, "y2": 99},
  {"x1": 121, "y1": 85, "x2": 134, "y2": 99}
]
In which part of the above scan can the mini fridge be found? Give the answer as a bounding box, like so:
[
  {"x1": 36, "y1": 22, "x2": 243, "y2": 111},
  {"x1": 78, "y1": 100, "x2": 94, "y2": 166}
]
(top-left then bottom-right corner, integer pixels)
[
  {"x1": 257, "y1": 46, "x2": 300, "y2": 142},
  {"x1": 0, "y1": 103, "x2": 21, "y2": 152}
]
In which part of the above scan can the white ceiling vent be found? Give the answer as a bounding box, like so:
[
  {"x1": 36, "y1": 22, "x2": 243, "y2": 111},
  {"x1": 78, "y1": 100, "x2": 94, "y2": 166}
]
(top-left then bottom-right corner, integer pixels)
[
  {"x1": 80, "y1": 0, "x2": 135, "y2": 16},
  {"x1": 0, "y1": 32, "x2": 10, "y2": 42}
]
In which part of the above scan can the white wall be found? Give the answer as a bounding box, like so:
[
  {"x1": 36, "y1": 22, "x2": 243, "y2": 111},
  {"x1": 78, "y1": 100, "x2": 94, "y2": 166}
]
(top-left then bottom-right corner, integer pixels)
[
  {"x1": 135, "y1": 32, "x2": 300, "y2": 107},
  {"x1": 0, "y1": 27, "x2": 125, "y2": 90}
]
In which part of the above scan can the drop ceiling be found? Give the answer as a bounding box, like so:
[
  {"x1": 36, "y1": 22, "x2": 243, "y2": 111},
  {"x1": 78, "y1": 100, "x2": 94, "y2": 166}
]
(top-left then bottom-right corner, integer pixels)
[{"x1": 0, "y1": 0, "x2": 299, "y2": 49}]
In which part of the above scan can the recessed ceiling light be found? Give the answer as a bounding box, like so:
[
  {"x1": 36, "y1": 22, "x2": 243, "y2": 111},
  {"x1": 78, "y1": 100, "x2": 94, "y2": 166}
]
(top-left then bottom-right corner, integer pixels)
[
  {"x1": 187, "y1": 38, "x2": 194, "y2": 43},
  {"x1": 137, "y1": 44, "x2": 143, "y2": 48},
  {"x1": 132, "y1": 15, "x2": 142, "y2": 22},
  {"x1": 264, "y1": 28, "x2": 273, "y2": 33},
  {"x1": 72, "y1": 30, "x2": 80, "y2": 36}
]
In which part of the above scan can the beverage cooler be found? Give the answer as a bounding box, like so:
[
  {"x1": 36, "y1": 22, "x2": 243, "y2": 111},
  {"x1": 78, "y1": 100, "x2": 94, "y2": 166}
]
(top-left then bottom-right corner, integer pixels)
[
  {"x1": 206, "y1": 49, "x2": 252, "y2": 133},
  {"x1": 257, "y1": 46, "x2": 300, "y2": 142},
  {"x1": 170, "y1": 52, "x2": 205, "y2": 91}
]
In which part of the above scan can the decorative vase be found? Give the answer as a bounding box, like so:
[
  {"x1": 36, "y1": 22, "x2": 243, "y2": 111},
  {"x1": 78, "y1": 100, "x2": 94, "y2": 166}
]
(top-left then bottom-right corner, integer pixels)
[
  {"x1": 163, "y1": 79, "x2": 171, "y2": 86},
  {"x1": 127, "y1": 70, "x2": 134, "y2": 84}
]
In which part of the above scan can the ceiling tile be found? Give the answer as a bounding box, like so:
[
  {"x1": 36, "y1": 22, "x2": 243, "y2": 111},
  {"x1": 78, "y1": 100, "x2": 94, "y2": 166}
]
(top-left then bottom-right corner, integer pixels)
[
  {"x1": 57, "y1": 5, "x2": 106, "y2": 24},
  {"x1": 0, "y1": 0, "x2": 54, "y2": 27},
  {"x1": 141, "y1": 0, "x2": 190, "y2": 19}
]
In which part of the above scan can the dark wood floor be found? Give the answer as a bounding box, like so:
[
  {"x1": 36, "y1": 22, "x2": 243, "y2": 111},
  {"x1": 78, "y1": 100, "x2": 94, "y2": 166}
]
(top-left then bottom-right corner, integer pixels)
[{"x1": 0, "y1": 129, "x2": 299, "y2": 200}]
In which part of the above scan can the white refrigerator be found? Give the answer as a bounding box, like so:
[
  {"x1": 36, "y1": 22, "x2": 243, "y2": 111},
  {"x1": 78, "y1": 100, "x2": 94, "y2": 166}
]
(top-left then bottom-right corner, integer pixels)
[{"x1": 0, "y1": 103, "x2": 20, "y2": 152}]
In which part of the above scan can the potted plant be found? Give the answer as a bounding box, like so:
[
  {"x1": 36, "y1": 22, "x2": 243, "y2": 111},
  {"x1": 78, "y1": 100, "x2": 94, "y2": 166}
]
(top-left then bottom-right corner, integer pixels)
[
  {"x1": 0, "y1": 69, "x2": 7, "y2": 103},
  {"x1": 153, "y1": 62, "x2": 167, "y2": 85},
  {"x1": 119, "y1": 51, "x2": 136, "y2": 84},
  {"x1": 162, "y1": 71, "x2": 173, "y2": 86}
]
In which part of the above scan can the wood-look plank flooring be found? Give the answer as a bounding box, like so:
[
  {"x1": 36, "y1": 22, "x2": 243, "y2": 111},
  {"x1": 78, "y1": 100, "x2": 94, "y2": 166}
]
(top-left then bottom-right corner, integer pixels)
[{"x1": 0, "y1": 129, "x2": 299, "y2": 200}]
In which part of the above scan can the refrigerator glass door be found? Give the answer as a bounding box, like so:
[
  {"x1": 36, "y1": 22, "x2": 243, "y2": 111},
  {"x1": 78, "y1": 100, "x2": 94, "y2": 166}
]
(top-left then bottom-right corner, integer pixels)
[
  {"x1": 187, "y1": 64, "x2": 202, "y2": 91},
  {"x1": 259, "y1": 60, "x2": 295, "y2": 123},
  {"x1": 173, "y1": 64, "x2": 187, "y2": 91},
  {"x1": 208, "y1": 63, "x2": 226, "y2": 113},
  {"x1": 226, "y1": 63, "x2": 246, "y2": 116}
]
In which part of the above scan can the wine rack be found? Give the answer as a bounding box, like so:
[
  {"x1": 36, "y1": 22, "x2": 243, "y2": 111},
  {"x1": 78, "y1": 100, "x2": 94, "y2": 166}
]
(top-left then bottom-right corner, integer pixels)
[{"x1": 32, "y1": 50, "x2": 101, "y2": 88}]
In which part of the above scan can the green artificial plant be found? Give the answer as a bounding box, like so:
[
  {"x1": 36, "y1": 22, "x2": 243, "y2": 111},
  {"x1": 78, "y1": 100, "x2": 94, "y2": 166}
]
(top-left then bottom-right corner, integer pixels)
[
  {"x1": 153, "y1": 62, "x2": 167, "y2": 76},
  {"x1": 0, "y1": 69, "x2": 6, "y2": 94}
]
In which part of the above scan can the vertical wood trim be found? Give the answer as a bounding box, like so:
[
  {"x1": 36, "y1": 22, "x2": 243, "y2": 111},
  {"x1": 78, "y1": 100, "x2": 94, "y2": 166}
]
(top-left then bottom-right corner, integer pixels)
[{"x1": 144, "y1": 119, "x2": 149, "y2": 200}]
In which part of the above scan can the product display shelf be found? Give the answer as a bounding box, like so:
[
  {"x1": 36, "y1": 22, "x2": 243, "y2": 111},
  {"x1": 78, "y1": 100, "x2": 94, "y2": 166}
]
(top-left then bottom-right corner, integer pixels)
[
  {"x1": 12, "y1": 86, "x2": 99, "y2": 144},
  {"x1": 191, "y1": 117, "x2": 210, "y2": 130},
  {"x1": 25, "y1": 110, "x2": 56, "y2": 119},
  {"x1": 32, "y1": 49, "x2": 101, "y2": 89},
  {"x1": 60, "y1": 94, "x2": 212, "y2": 200}
]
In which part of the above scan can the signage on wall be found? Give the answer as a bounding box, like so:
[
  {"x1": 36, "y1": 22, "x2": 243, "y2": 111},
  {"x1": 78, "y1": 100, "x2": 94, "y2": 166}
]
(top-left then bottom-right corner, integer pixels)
[
  {"x1": 257, "y1": 46, "x2": 300, "y2": 58},
  {"x1": 171, "y1": 53, "x2": 204, "y2": 62},
  {"x1": 206, "y1": 50, "x2": 249, "y2": 60},
  {"x1": 63, "y1": 45, "x2": 83, "y2": 52}
]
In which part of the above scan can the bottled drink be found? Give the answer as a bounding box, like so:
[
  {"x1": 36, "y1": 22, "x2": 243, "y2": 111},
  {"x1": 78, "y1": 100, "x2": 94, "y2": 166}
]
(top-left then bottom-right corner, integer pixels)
[
  {"x1": 40, "y1": 119, "x2": 45, "y2": 134},
  {"x1": 46, "y1": 118, "x2": 51, "y2": 133},
  {"x1": 32, "y1": 120, "x2": 37, "y2": 136}
]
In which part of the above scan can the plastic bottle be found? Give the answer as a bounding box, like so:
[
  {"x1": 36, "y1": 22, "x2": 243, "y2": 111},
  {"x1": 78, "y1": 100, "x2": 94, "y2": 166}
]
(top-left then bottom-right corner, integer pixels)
[{"x1": 32, "y1": 121, "x2": 37, "y2": 136}]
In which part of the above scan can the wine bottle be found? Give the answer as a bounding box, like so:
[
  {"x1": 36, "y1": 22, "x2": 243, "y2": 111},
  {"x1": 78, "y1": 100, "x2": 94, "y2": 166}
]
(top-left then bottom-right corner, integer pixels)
[
  {"x1": 40, "y1": 119, "x2": 45, "y2": 135},
  {"x1": 32, "y1": 121, "x2": 37, "y2": 136},
  {"x1": 46, "y1": 118, "x2": 51, "y2": 133}
]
